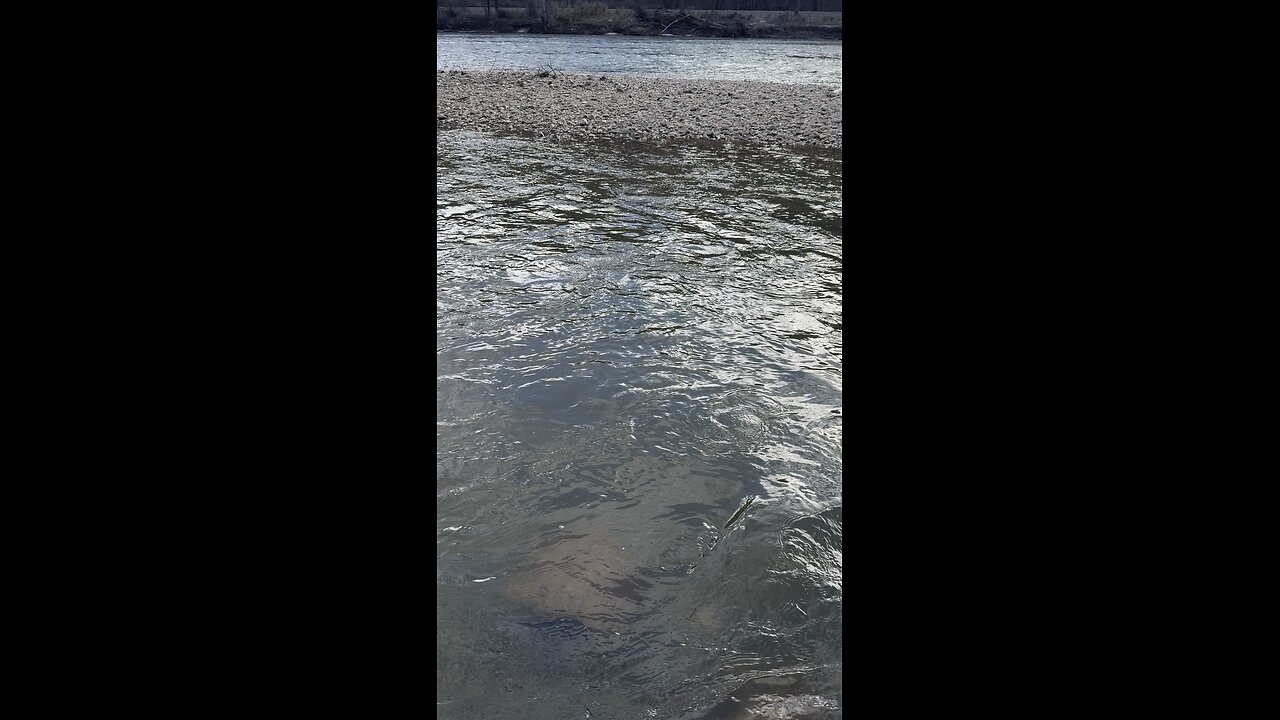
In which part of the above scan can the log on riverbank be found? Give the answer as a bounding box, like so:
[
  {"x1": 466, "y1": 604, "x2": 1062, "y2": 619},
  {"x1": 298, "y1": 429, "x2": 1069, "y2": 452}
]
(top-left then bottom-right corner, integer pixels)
[{"x1": 435, "y1": 70, "x2": 842, "y2": 150}]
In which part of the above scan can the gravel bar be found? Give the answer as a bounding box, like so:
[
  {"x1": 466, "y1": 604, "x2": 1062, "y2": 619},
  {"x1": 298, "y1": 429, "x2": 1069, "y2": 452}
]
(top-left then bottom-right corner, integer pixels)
[{"x1": 436, "y1": 70, "x2": 842, "y2": 150}]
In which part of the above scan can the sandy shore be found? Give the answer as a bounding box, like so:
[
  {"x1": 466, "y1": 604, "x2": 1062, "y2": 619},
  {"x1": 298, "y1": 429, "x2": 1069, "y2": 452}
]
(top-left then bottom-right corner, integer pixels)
[{"x1": 436, "y1": 70, "x2": 842, "y2": 150}]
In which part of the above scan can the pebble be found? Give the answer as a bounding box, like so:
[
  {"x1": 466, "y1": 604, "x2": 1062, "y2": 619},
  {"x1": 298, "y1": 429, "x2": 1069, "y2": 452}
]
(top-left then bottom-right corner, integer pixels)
[{"x1": 436, "y1": 70, "x2": 841, "y2": 150}]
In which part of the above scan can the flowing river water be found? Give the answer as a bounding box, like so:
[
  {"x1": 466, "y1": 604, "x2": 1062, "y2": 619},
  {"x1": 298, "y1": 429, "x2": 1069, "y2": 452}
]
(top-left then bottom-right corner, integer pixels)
[
  {"x1": 438, "y1": 35, "x2": 842, "y2": 720},
  {"x1": 436, "y1": 33, "x2": 842, "y2": 86}
]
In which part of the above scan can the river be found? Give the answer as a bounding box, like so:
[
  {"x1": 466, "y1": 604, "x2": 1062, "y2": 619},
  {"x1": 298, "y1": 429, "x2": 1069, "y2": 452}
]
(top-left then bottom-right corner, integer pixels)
[
  {"x1": 436, "y1": 32, "x2": 842, "y2": 86},
  {"x1": 438, "y1": 34, "x2": 842, "y2": 720}
]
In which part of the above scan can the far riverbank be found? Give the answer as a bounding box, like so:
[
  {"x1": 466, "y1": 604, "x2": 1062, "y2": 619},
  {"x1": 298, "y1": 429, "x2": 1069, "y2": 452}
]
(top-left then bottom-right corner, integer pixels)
[{"x1": 436, "y1": 7, "x2": 842, "y2": 40}]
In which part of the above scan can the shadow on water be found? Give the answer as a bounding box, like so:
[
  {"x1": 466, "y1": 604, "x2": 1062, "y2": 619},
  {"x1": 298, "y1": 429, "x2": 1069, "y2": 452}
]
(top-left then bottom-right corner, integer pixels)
[{"x1": 438, "y1": 130, "x2": 841, "y2": 719}]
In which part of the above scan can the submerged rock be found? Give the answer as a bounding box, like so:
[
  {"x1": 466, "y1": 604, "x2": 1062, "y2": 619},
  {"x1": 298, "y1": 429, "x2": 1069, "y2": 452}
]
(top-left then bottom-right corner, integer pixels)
[{"x1": 503, "y1": 525, "x2": 647, "y2": 633}]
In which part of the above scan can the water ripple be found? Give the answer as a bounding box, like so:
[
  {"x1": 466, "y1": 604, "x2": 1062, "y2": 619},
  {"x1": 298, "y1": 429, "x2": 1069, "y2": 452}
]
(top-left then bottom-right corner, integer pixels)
[{"x1": 438, "y1": 130, "x2": 841, "y2": 719}]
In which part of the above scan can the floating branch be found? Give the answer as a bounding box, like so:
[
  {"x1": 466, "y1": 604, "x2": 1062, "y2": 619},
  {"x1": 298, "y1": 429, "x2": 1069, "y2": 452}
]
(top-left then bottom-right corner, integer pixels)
[{"x1": 724, "y1": 495, "x2": 758, "y2": 529}]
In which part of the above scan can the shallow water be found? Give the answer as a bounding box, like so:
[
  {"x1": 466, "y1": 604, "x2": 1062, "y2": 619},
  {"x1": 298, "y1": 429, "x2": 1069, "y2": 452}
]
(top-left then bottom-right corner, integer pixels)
[
  {"x1": 437, "y1": 132, "x2": 841, "y2": 719},
  {"x1": 436, "y1": 33, "x2": 842, "y2": 86}
]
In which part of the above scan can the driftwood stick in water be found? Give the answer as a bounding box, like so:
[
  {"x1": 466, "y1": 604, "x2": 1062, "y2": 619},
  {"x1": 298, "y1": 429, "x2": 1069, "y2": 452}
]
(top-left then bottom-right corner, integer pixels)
[{"x1": 725, "y1": 496, "x2": 757, "y2": 529}]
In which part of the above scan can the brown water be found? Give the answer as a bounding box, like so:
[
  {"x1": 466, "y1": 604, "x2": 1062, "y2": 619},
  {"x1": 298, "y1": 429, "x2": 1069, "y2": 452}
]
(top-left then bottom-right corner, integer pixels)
[{"x1": 437, "y1": 130, "x2": 841, "y2": 719}]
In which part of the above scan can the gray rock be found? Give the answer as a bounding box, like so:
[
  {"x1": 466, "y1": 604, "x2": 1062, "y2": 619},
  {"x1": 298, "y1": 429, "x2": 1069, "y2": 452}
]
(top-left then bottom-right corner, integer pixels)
[{"x1": 435, "y1": 70, "x2": 842, "y2": 150}]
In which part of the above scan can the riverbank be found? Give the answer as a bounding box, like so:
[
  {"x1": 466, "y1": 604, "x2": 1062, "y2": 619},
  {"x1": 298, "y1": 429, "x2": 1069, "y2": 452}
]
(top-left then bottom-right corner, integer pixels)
[
  {"x1": 435, "y1": 70, "x2": 842, "y2": 150},
  {"x1": 436, "y1": 8, "x2": 841, "y2": 40}
]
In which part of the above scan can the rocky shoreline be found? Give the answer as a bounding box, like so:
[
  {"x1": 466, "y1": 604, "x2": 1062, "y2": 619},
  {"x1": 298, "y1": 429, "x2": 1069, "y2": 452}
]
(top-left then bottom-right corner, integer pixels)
[{"x1": 435, "y1": 70, "x2": 842, "y2": 150}]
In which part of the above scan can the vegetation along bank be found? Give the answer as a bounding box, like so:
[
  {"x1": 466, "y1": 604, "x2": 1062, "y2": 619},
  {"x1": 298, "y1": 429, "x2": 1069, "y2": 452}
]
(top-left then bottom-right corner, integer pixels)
[{"x1": 436, "y1": 1, "x2": 843, "y2": 40}]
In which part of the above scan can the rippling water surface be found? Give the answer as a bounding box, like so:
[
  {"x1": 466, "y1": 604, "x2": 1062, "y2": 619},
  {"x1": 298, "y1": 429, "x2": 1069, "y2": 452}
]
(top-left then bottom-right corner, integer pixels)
[
  {"x1": 437, "y1": 33, "x2": 842, "y2": 86},
  {"x1": 437, "y1": 131, "x2": 842, "y2": 718}
]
